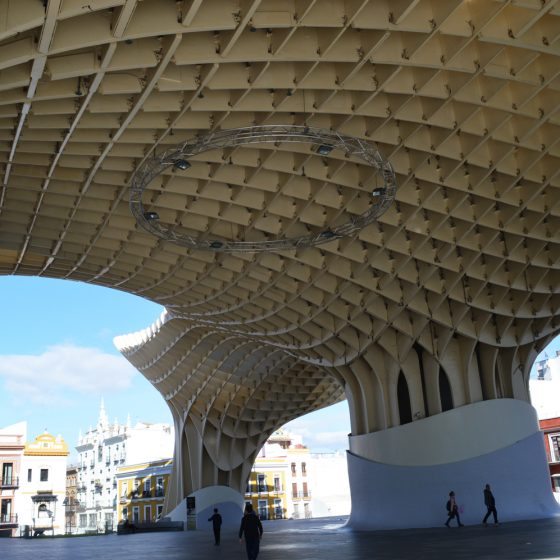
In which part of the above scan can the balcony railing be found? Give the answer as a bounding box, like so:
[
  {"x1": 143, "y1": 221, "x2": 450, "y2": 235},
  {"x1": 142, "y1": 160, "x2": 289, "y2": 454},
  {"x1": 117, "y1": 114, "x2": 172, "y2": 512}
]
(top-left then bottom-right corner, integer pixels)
[
  {"x1": 291, "y1": 491, "x2": 311, "y2": 499},
  {"x1": 155, "y1": 489, "x2": 164, "y2": 497},
  {"x1": 0, "y1": 476, "x2": 19, "y2": 489},
  {"x1": 0, "y1": 514, "x2": 18, "y2": 525}
]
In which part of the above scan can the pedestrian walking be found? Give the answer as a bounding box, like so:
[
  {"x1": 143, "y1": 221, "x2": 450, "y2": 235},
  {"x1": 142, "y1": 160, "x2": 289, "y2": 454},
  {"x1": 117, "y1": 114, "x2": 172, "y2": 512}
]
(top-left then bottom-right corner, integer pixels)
[
  {"x1": 482, "y1": 484, "x2": 499, "y2": 525},
  {"x1": 208, "y1": 507, "x2": 222, "y2": 545},
  {"x1": 445, "y1": 491, "x2": 464, "y2": 527},
  {"x1": 239, "y1": 503, "x2": 263, "y2": 560}
]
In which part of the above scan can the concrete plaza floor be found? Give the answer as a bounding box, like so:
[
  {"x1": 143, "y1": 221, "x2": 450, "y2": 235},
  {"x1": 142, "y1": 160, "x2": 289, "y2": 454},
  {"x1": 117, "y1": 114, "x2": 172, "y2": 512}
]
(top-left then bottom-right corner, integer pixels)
[{"x1": 2, "y1": 516, "x2": 560, "y2": 560}]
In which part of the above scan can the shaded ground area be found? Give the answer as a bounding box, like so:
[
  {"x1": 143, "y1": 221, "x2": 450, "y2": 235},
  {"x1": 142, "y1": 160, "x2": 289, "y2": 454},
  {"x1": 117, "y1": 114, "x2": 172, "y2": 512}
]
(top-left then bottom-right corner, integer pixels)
[{"x1": 2, "y1": 516, "x2": 560, "y2": 559}]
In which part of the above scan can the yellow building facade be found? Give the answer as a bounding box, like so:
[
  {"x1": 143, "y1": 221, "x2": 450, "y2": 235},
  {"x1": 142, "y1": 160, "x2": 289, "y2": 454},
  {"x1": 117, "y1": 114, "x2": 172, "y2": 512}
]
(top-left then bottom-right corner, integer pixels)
[
  {"x1": 116, "y1": 458, "x2": 172, "y2": 525},
  {"x1": 246, "y1": 458, "x2": 288, "y2": 520},
  {"x1": 245, "y1": 430, "x2": 311, "y2": 521}
]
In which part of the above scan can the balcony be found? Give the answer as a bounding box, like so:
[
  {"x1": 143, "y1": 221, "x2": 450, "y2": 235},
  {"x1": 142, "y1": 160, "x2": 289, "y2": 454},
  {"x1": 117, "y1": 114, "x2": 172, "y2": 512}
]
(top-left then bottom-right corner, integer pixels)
[
  {"x1": 142, "y1": 490, "x2": 152, "y2": 498},
  {"x1": 291, "y1": 491, "x2": 311, "y2": 500},
  {"x1": 0, "y1": 476, "x2": 19, "y2": 489},
  {"x1": 0, "y1": 514, "x2": 18, "y2": 525},
  {"x1": 155, "y1": 489, "x2": 164, "y2": 498}
]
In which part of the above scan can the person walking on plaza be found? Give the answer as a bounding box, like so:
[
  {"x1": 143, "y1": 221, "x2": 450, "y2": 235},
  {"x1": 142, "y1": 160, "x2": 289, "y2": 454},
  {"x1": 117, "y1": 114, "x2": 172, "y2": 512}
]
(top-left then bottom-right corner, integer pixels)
[
  {"x1": 208, "y1": 507, "x2": 222, "y2": 545},
  {"x1": 239, "y1": 503, "x2": 263, "y2": 560},
  {"x1": 445, "y1": 491, "x2": 464, "y2": 527},
  {"x1": 482, "y1": 484, "x2": 499, "y2": 525}
]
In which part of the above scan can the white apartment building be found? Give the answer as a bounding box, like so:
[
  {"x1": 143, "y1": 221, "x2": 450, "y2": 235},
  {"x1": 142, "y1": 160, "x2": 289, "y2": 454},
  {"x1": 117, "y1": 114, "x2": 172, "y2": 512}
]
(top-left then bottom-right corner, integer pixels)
[
  {"x1": 309, "y1": 451, "x2": 351, "y2": 517},
  {"x1": 75, "y1": 401, "x2": 173, "y2": 533},
  {"x1": 530, "y1": 350, "x2": 560, "y2": 420},
  {"x1": 17, "y1": 431, "x2": 69, "y2": 536}
]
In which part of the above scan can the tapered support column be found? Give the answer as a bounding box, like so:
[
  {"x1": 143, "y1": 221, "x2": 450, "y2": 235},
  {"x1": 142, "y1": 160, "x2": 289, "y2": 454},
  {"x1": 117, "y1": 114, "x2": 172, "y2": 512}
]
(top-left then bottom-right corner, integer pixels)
[{"x1": 347, "y1": 399, "x2": 558, "y2": 529}]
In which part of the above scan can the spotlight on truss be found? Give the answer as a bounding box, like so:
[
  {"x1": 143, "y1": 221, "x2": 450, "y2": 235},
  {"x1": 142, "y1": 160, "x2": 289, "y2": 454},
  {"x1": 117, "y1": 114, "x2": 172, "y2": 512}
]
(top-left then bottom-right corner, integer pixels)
[
  {"x1": 316, "y1": 144, "x2": 334, "y2": 156},
  {"x1": 372, "y1": 187, "x2": 386, "y2": 197},
  {"x1": 143, "y1": 211, "x2": 159, "y2": 221},
  {"x1": 173, "y1": 159, "x2": 191, "y2": 171}
]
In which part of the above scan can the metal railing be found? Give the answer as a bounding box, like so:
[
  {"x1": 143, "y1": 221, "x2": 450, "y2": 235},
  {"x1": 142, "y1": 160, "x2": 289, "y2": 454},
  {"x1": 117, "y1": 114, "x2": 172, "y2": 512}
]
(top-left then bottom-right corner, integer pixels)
[
  {"x1": 0, "y1": 514, "x2": 18, "y2": 524},
  {"x1": 0, "y1": 476, "x2": 19, "y2": 488}
]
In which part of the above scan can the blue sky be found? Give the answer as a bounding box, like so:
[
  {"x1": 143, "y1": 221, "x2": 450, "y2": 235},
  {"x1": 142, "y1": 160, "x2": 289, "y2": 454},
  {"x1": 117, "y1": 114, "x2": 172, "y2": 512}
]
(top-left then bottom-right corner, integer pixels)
[
  {"x1": 0, "y1": 275, "x2": 557, "y2": 456},
  {"x1": 0, "y1": 276, "x2": 351, "y2": 454}
]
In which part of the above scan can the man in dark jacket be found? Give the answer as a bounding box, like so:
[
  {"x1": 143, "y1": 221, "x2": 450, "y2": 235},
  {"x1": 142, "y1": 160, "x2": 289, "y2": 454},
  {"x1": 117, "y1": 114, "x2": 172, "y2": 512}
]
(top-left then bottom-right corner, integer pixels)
[
  {"x1": 208, "y1": 507, "x2": 222, "y2": 545},
  {"x1": 482, "y1": 484, "x2": 499, "y2": 525},
  {"x1": 238, "y1": 503, "x2": 263, "y2": 560}
]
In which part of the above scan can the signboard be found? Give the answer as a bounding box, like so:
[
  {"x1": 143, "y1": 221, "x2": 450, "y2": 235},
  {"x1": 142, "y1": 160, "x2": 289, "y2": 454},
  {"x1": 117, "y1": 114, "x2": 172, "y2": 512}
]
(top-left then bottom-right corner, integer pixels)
[{"x1": 186, "y1": 496, "x2": 196, "y2": 530}]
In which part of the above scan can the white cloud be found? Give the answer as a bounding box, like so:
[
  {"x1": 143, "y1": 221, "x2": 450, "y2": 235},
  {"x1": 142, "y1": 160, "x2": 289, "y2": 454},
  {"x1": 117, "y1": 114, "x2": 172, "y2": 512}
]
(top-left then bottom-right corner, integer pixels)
[{"x1": 0, "y1": 344, "x2": 138, "y2": 405}]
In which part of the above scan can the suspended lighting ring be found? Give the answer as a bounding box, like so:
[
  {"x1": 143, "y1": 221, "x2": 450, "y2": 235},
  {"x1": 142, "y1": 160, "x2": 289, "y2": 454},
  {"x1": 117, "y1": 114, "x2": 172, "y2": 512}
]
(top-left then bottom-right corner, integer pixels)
[{"x1": 130, "y1": 126, "x2": 397, "y2": 252}]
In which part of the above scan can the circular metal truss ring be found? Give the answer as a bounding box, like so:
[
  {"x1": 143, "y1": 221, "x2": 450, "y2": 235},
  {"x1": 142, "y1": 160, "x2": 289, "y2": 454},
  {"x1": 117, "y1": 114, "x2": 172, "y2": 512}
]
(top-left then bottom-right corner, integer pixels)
[{"x1": 130, "y1": 125, "x2": 397, "y2": 252}]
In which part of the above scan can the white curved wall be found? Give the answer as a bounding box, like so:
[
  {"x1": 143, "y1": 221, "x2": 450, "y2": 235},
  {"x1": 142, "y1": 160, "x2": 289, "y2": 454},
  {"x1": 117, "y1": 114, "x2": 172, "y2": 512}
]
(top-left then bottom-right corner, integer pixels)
[
  {"x1": 347, "y1": 400, "x2": 559, "y2": 530},
  {"x1": 167, "y1": 485, "x2": 244, "y2": 530},
  {"x1": 350, "y1": 399, "x2": 540, "y2": 466}
]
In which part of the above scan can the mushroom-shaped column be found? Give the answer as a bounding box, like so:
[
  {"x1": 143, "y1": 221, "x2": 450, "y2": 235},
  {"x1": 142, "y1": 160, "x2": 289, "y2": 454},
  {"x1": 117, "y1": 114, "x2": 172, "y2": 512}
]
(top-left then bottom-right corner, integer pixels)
[
  {"x1": 115, "y1": 311, "x2": 345, "y2": 527},
  {"x1": 338, "y1": 330, "x2": 559, "y2": 529}
]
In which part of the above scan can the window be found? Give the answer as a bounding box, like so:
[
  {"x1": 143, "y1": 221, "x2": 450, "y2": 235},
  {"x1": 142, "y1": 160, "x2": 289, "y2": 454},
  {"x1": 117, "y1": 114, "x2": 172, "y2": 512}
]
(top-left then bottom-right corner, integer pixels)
[
  {"x1": 304, "y1": 502, "x2": 311, "y2": 518},
  {"x1": 79, "y1": 514, "x2": 87, "y2": 528},
  {"x1": 274, "y1": 499, "x2": 283, "y2": 519},
  {"x1": 122, "y1": 507, "x2": 128, "y2": 521},
  {"x1": 40, "y1": 468, "x2": 49, "y2": 482},
  {"x1": 144, "y1": 505, "x2": 152, "y2": 522},
  {"x1": 291, "y1": 462, "x2": 296, "y2": 475},
  {"x1": 98, "y1": 446, "x2": 103, "y2": 462},
  {"x1": 1, "y1": 499, "x2": 12, "y2": 522},
  {"x1": 143, "y1": 478, "x2": 151, "y2": 497},
  {"x1": 132, "y1": 506, "x2": 140, "y2": 523},
  {"x1": 301, "y1": 462, "x2": 307, "y2": 476},
  {"x1": 38, "y1": 503, "x2": 49, "y2": 518},
  {"x1": 257, "y1": 474, "x2": 266, "y2": 493},
  {"x1": 293, "y1": 503, "x2": 300, "y2": 519},
  {"x1": 257, "y1": 500, "x2": 268, "y2": 520},
  {"x1": 89, "y1": 513, "x2": 96, "y2": 527},
  {"x1": 1, "y1": 463, "x2": 13, "y2": 485},
  {"x1": 292, "y1": 482, "x2": 298, "y2": 498},
  {"x1": 550, "y1": 434, "x2": 560, "y2": 462},
  {"x1": 156, "y1": 505, "x2": 163, "y2": 520},
  {"x1": 28, "y1": 469, "x2": 32, "y2": 483},
  {"x1": 156, "y1": 477, "x2": 164, "y2": 497},
  {"x1": 273, "y1": 475, "x2": 281, "y2": 492},
  {"x1": 303, "y1": 482, "x2": 309, "y2": 498}
]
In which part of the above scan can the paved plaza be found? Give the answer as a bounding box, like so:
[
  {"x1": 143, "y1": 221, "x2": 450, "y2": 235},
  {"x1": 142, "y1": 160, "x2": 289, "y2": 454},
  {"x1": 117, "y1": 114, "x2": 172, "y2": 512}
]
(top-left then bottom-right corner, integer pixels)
[{"x1": 2, "y1": 516, "x2": 560, "y2": 560}]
